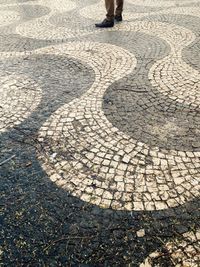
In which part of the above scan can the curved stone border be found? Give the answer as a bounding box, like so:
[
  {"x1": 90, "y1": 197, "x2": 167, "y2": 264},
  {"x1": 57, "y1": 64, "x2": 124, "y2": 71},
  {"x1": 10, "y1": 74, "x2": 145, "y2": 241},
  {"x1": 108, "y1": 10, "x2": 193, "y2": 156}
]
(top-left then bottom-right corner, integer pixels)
[
  {"x1": 0, "y1": 0, "x2": 76, "y2": 11},
  {"x1": 0, "y1": 10, "x2": 20, "y2": 27},
  {"x1": 16, "y1": 12, "x2": 92, "y2": 40},
  {"x1": 140, "y1": 230, "x2": 200, "y2": 267},
  {"x1": 15, "y1": 4, "x2": 200, "y2": 45},
  {"x1": 34, "y1": 41, "x2": 200, "y2": 211},
  {"x1": 3, "y1": 3, "x2": 199, "y2": 212},
  {"x1": 127, "y1": 6, "x2": 200, "y2": 21},
  {"x1": 113, "y1": 21, "x2": 200, "y2": 108},
  {"x1": 0, "y1": 0, "x2": 37, "y2": 6},
  {"x1": 0, "y1": 73, "x2": 42, "y2": 133},
  {"x1": 0, "y1": 0, "x2": 76, "y2": 37},
  {"x1": 37, "y1": 0, "x2": 76, "y2": 13},
  {"x1": 126, "y1": 0, "x2": 200, "y2": 7},
  {"x1": 80, "y1": 3, "x2": 200, "y2": 22}
]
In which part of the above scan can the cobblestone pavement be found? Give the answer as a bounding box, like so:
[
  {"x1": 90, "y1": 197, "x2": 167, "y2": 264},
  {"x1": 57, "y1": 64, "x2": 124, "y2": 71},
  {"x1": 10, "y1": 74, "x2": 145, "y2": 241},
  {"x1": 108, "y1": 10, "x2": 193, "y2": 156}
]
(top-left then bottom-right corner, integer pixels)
[{"x1": 0, "y1": 0, "x2": 200, "y2": 266}]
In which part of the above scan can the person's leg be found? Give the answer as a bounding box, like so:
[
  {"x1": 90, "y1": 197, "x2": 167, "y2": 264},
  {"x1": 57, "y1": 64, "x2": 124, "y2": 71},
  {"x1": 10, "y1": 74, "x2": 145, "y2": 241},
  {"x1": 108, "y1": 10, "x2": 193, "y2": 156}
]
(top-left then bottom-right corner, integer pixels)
[
  {"x1": 95, "y1": 0, "x2": 114, "y2": 27},
  {"x1": 115, "y1": 0, "x2": 123, "y2": 21},
  {"x1": 115, "y1": 0, "x2": 123, "y2": 16},
  {"x1": 105, "y1": 0, "x2": 115, "y2": 21}
]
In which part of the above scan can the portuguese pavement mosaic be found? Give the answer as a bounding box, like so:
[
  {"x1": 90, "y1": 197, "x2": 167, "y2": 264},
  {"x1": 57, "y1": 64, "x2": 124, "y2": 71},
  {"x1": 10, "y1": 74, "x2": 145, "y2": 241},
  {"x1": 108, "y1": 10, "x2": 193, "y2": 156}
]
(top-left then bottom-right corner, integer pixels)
[{"x1": 0, "y1": 0, "x2": 199, "y2": 266}]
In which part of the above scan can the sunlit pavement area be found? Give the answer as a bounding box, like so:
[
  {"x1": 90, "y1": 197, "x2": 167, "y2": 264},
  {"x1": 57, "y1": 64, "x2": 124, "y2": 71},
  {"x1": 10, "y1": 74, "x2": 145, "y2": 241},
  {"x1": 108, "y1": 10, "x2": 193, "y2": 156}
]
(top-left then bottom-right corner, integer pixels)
[{"x1": 0, "y1": 0, "x2": 200, "y2": 265}]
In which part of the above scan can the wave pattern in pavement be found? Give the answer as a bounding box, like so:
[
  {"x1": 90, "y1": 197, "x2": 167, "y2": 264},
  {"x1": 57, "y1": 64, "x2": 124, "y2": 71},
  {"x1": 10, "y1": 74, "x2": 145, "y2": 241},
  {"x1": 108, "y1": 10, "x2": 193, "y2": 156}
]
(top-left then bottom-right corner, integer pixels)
[{"x1": 0, "y1": 0, "x2": 199, "y2": 266}]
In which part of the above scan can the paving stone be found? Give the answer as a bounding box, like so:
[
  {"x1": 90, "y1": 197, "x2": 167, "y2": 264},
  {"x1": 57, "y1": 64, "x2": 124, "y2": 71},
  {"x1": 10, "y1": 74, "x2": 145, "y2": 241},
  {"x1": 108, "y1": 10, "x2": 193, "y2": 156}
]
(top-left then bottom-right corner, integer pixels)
[{"x1": 0, "y1": 0, "x2": 199, "y2": 266}]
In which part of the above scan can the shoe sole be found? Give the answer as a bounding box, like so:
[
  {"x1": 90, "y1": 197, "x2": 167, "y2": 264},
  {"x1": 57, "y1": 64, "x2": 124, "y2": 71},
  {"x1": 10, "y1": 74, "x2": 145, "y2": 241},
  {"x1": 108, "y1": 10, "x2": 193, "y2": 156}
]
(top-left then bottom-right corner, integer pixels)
[{"x1": 95, "y1": 24, "x2": 114, "y2": 28}]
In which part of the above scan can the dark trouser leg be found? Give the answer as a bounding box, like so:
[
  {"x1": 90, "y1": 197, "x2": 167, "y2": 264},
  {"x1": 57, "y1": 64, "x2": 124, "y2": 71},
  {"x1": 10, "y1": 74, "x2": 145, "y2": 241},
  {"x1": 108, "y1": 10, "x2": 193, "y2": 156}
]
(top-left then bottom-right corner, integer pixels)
[
  {"x1": 115, "y1": 0, "x2": 124, "y2": 16},
  {"x1": 105, "y1": 0, "x2": 114, "y2": 21}
]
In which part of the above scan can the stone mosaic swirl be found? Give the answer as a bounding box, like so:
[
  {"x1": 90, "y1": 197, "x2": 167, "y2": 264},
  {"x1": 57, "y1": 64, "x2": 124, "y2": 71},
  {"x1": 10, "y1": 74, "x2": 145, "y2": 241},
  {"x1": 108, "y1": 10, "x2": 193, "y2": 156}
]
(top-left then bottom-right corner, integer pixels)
[
  {"x1": 36, "y1": 42, "x2": 138, "y2": 210},
  {"x1": 15, "y1": 0, "x2": 86, "y2": 40},
  {"x1": 0, "y1": 0, "x2": 199, "y2": 212},
  {"x1": 0, "y1": 73, "x2": 41, "y2": 133},
  {"x1": 126, "y1": 0, "x2": 200, "y2": 7},
  {"x1": 0, "y1": 0, "x2": 37, "y2": 5},
  {"x1": 0, "y1": 10, "x2": 20, "y2": 27},
  {"x1": 140, "y1": 230, "x2": 200, "y2": 266},
  {"x1": 0, "y1": 0, "x2": 199, "y2": 265},
  {"x1": 0, "y1": 0, "x2": 75, "y2": 9},
  {"x1": 38, "y1": 0, "x2": 76, "y2": 13},
  {"x1": 15, "y1": 1, "x2": 200, "y2": 43},
  {"x1": 80, "y1": 1, "x2": 200, "y2": 22},
  {"x1": 35, "y1": 38, "x2": 199, "y2": 211}
]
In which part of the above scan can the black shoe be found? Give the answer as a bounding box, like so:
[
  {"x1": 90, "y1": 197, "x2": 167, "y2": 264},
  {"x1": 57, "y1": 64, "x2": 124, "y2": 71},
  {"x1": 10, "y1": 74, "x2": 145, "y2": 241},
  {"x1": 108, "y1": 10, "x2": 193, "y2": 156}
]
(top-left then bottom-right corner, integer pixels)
[
  {"x1": 95, "y1": 19, "x2": 114, "y2": 28},
  {"x1": 115, "y1": 15, "x2": 122, "y2": 22}
]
